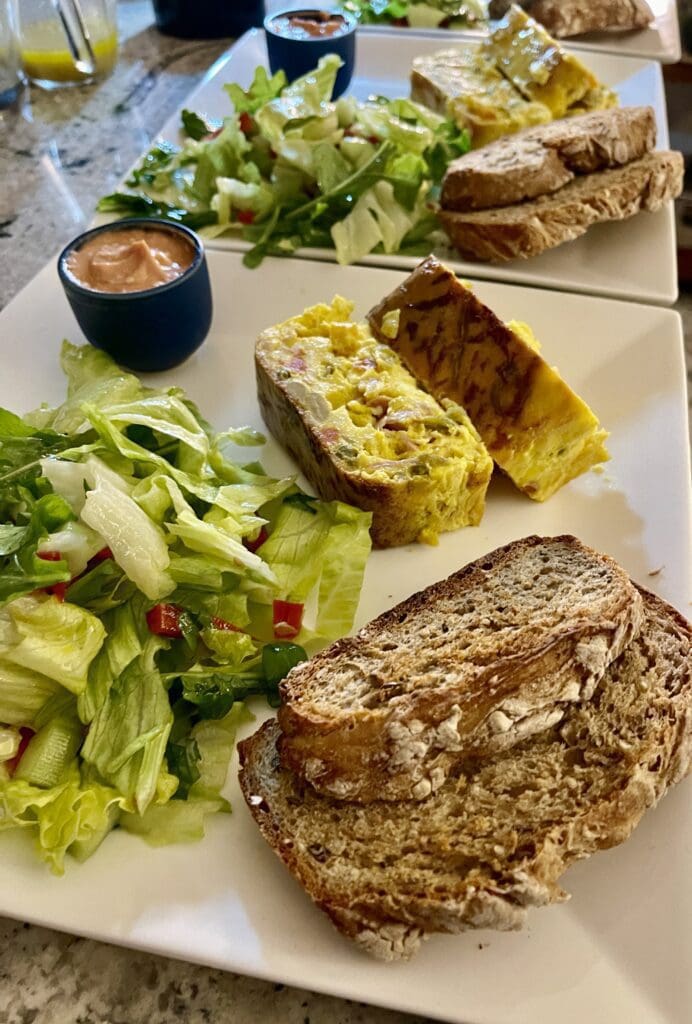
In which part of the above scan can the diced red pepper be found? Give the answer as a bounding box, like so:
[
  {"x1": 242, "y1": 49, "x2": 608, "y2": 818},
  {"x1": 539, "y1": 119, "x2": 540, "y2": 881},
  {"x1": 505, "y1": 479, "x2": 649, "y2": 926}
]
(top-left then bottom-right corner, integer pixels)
[
  {"x1": 89, "y1": 547, "x2": 113, "y2": 565},
  {"x1": 272, "y1": 600, "x2": 304, "y2": 639},
  {"x1": 243, "y1": 526, "x2": 268, "y2": 554},
  {"x1": 6, "y1": 727, "x2": 33, "y2": 776},
  {"x1": 37, "y1": 550, "x2": 61, "y2": 561},
  {"x1": 146, "y1": 603, "x2": 184, "y2": 638},
  {"x1": 210, "y1": 616, "x2": 243, "y2": 633},
  {"x1": 239, "y1": 111, "x2": 255, "y2": 135},
  {"x1": 236, "y1": 209, "x2": 255, "y2": 225}
]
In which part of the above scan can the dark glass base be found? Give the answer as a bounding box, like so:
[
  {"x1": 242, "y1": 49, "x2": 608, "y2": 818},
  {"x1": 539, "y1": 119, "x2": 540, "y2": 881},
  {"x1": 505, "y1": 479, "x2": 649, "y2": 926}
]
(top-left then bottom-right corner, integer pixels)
[{"x1": 152, "y1": 0, "x2": 266, "y2": 39}]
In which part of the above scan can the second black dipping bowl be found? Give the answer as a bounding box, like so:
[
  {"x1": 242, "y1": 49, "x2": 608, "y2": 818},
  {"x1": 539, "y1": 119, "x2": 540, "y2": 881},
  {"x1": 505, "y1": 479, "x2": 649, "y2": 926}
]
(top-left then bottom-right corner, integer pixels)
[
  {"x1": 264, "y1": 7, "x2": 357, "y2": 99},
  {"x1": 57, "y1": 218, "x2": 213, "y2": 373}
]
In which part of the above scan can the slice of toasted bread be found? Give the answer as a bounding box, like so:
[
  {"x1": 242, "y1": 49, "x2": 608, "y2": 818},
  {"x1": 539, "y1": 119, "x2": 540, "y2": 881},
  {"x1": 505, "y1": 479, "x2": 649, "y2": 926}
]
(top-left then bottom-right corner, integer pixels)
[
  {"x1": 439, "y1": 150, "x2": 683, "y2": 262},
  {"x1": 255, "y1": 296, "x2": 493, "y2": 549},
  {"x1": 239, "y1": 586, "x2": 691, "y2": 960},
  {"x1": 367, "y1": 255, "x2": 609, "y2": 502},
  {"x1": 277, "y1": 536, "x2": 644, "y2": 802},
  {"x1": 527, "y1": 0, "x2": 654, "y2": 38},
  {"x1": 441, "y1": 106, "x2": 656, "y2": 212}
]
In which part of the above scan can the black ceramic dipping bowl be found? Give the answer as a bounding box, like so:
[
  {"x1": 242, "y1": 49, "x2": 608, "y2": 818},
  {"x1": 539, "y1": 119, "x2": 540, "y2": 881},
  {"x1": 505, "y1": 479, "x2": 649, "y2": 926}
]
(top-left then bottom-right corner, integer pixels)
[
  {"x1": 57, "y1": 219, "x2": 213, "y2": 373},
  {"x1": 264, "y1": 7, "x2": 357, "y2": 99}
]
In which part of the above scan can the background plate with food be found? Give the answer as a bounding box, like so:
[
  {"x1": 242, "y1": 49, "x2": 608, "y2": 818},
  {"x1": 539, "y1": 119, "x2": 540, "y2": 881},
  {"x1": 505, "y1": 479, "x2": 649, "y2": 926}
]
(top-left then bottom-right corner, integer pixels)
[{"x1": 98, "y1": 28, "x2": 677, "y2": 304}]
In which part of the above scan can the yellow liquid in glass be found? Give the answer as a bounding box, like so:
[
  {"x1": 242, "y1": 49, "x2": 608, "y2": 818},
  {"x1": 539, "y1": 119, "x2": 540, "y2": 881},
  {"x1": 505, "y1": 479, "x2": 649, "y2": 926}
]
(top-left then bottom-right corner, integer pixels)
[{"x1": 20, "y1": 19, "x2": 118, "y2": 83}]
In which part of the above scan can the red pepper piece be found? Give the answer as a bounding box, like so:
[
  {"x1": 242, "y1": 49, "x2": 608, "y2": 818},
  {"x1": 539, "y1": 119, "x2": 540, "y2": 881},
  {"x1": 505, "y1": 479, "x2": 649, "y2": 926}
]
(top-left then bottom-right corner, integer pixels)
[
  {"x1": 37, "y1": 550, "x2": 61, "y2": 561},
  {"x1": 210, "y1": 616, "x2": 243, "y2": 633},
  {"x1": 89, "y1": 547, "x2": 113, "y2": 565},
  {"x1": 243, "y1": 526, "x2": 268, "y2": 554},
  {"x1": 239, "y1": 111, "x2": 255, "y2": 135},
  {"x1": 272, "y1": 600, "x2": 304, "y2": 639},
  {"x1": 146, "y1": 603, "x2": 184, "y2": 638},
  {"x1": 236, "y1": 209, "x2": 255, "y2": 225},
  {"x1": 7, "y1": 727, "x2": 34, "y2": 776}
]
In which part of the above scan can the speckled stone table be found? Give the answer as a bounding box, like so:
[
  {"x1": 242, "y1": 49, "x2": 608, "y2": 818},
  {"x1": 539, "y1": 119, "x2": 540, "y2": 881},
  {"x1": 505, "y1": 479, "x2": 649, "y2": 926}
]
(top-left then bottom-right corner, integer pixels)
[{"x1": 0, "y1": 4, "x2": 690, "y2": 1023}]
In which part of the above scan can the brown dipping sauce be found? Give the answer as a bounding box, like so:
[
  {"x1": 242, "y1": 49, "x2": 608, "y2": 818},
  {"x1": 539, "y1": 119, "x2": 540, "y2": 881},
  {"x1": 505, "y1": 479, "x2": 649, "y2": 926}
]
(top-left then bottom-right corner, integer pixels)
[
  {"x1": 66, "y1": 227, "x2": 195, "y2": 293},
  {"x1": 271, "y1": 10, "x2": 349, "y2": 40}
]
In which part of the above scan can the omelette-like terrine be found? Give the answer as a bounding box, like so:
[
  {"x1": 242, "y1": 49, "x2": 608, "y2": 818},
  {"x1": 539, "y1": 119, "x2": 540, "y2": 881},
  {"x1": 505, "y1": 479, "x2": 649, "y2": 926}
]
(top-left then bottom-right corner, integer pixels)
[
  {"x1": 367, "y1": 257, "x2": 609, "y2": 502},
  {"x1": 255, "y1": 297, "x2": 493, "y2": 548}
]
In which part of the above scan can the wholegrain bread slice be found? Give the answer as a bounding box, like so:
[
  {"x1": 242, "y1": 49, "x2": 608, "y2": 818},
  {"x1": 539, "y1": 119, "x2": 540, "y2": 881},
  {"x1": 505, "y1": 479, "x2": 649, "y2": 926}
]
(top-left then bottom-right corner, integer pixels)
[
  {"x1": 239, "y1": 586, "x2": 691, "y2": 960},
  {"x1": 278, "y1": 536, "x2": 644, "y2": 802},
  {"x1": 439, "y1": 149, "x2": 683, "y2": 262},
  {"x1": 441, "y1": 106, "x2": 656, "y2": 212},
  {"x1": 526, "y1": 0, "x2": 654, "y2": 38}
]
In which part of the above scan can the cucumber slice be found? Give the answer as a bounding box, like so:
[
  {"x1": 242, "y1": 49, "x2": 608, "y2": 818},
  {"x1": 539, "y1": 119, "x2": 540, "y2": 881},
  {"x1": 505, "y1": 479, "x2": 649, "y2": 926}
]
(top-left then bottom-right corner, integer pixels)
[{"x1": 15, "y1": 717, "x2": 82, "y2": 788}]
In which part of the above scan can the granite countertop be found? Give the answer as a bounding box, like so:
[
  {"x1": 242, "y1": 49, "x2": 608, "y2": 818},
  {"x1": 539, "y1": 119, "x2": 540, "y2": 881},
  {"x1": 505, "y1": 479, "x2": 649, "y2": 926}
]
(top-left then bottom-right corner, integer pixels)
[{"x1": 0, "y1": 3, "x2": 690, "y2": 1023}]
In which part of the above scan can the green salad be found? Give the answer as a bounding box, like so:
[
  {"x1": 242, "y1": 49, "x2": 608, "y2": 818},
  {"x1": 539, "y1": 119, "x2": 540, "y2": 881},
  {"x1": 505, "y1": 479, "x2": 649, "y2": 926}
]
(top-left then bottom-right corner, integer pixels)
[
  {"x1": 340, "y1": 0, "x2": 487, "y2": 29},
  {"x1": 97, "y1": 54, "x2": 470, "y2": 268},
  {"x1": 0, "y1": 343, "x2": 372, "y2": 872}
]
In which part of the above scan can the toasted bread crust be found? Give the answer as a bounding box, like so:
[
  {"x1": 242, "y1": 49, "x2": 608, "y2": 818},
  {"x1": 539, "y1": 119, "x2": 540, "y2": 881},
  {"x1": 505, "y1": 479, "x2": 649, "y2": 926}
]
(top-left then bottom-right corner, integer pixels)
[
  {"x1": 439, "y1": 150, "x2": 683, "y2": 262},
  {"x1": 528, "y1": 0, "x2": 654, "y2": 37},
  {"x1": 239, "y1": 587, "x2": 691, "y2": 960},
  {"x1": 441, "y1": 107, "x2": 656, "y2": 212},
  {"x1": 278, "y1": 535, "x2": 643, "y2": 802}
]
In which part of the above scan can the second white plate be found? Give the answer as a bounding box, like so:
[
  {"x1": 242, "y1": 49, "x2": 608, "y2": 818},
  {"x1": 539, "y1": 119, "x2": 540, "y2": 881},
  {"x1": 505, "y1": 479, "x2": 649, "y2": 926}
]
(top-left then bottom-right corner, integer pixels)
[{"x1": 141, "y1": 28, "x2": 679, "y2": 306}]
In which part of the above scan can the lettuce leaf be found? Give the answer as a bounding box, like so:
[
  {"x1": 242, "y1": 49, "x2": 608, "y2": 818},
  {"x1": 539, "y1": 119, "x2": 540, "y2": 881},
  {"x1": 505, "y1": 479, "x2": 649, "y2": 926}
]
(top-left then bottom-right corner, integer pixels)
[
  {"x1": 81, "y1": 637, "x2": 172, "y2": 813},
  {"x1": 0, "y1": 595, "x2": 106, "y2": 695},
  {"x1": 120, "y1": 702, "x2": 252, "y2": 846},
  {"x1": 0, "y1": 764, "x2": 124, "y2": 874}
]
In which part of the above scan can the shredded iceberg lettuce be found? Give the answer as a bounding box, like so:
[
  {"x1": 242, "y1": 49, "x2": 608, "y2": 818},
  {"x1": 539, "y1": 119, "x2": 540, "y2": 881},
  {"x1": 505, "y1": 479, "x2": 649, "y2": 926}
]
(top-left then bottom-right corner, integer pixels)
[
  {"x1": 97, "y1": 54, "x2": 470, "y2": 267},
  {"x1": 0, "y1": 342, "x2": 372, "y2": 871}
]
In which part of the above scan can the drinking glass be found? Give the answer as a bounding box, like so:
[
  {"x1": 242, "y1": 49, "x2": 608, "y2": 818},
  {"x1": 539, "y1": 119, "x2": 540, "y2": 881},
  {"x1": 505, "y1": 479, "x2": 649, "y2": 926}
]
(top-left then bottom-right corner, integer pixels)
[
  {"x1": 13, "y1": 0, "x2": 118, "y2": 88},
  {"x1": 152, "y1": 0, "x2": 265, "y2": 39},
  {"x1": 0, "y1": 0, "x2": 21, "y2": 107}
]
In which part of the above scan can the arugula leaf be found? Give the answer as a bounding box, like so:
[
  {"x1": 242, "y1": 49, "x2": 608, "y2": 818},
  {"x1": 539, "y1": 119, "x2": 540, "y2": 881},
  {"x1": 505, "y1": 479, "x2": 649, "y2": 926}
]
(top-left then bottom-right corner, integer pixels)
[
  {"x1": 166, "y1": 736, "x2": 201, "y2": 799},
  {"x1": 126, "y1": 141, "x2": 177, "y2": 186},
  {"x1": 96, "y1": 193, "x2": 218, "y2": 230},
  {"x1": 181, "y1": 108, "x2": 212, "y2": 141},
  {"x1": 179, "y1": 669, "x2": 273, "y2": 719}
]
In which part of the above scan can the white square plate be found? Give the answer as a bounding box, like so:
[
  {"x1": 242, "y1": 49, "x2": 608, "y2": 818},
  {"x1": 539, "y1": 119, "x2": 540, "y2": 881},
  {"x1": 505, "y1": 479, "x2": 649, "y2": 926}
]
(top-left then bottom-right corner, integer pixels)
[
  {"x1": 0, "y1": 251, "x2": 690, "y2": 1024},
  {"x1": 146, "y1": 28, "x2": 678, "y2": 305}
]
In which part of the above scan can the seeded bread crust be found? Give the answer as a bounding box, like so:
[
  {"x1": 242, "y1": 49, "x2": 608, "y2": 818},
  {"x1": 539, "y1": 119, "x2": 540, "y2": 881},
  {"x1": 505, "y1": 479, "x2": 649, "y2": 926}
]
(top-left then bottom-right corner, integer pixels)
[
  {"x1": 239, "y1": 586, "x2": 692, "y2": 961},
  {"x1": 439, "y1": 150, "x2": 683, "y2": 262},
  {"x1": 441, "y1": 106, "x2": 656, "y2": 212},
  {"x1": 278, "y1": 536, "x2": 643, "y2": 802},
  {"x1": 527, "y1": 0, "x2": 654, "y2": 37}
]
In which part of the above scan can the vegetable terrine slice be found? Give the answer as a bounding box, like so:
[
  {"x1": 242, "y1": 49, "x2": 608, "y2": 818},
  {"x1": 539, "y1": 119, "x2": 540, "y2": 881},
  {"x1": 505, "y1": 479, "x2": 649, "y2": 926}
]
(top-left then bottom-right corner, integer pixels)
[
  {"x1": 367, "y1": 257, "x2": 609, "y2": 502},
  {"x1": 411, "y1": 45, "x2": 551, "y2": 149},
  {"x1": 255, "y1": 296, "x2": 493, "y2": 548}
]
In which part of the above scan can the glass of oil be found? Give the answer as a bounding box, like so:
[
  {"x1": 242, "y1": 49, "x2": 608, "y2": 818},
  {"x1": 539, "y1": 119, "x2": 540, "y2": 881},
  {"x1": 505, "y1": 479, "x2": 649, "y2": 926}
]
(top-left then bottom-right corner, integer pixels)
[
  {"x1": 14, "y1": 0, "x2": 118, "y2": 88},
  {"x1": 0, "y1": 0, "x2": 22, "y2": 107}
]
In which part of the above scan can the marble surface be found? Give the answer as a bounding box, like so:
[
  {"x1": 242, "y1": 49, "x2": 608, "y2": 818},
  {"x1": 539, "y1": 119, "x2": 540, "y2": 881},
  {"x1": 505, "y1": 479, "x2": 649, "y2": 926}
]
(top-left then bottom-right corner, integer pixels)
[{"x1": 0, "y1": 3, "x2": 690, "y2": 1023}]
